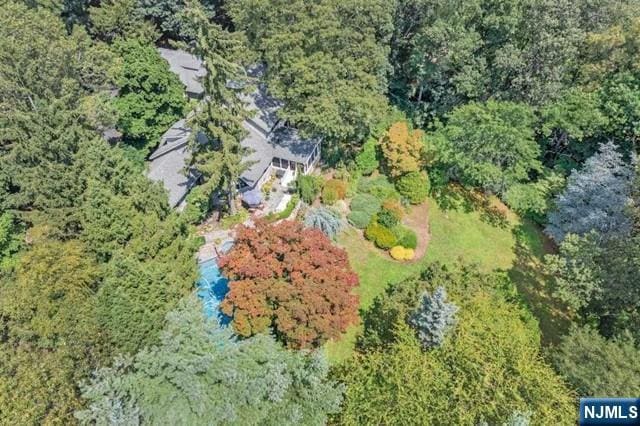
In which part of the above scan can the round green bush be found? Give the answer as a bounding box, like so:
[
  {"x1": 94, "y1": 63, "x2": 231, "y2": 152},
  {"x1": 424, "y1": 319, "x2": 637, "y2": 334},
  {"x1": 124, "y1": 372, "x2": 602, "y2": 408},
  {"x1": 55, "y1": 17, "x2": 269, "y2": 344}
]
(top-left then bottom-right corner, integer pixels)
[
  {"x1": 348, "y1": 210, "x2": 371, "y2": 229},
  {"x1": 396, "y1": 171, "x2": 430, "y2": 204},
  {"x1": 398, "y1": 227, "x2": 418, "y2": 249},
  {"x1": 365, "y1": 221, "x2": 397, "y2": 249}
]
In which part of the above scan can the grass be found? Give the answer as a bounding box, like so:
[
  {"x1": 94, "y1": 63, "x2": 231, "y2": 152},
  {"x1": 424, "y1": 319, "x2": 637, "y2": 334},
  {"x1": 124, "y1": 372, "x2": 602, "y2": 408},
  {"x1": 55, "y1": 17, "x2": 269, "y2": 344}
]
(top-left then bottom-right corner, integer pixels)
[{"x1": 324, "y1": 192, "x2": 571, "y2": 363}]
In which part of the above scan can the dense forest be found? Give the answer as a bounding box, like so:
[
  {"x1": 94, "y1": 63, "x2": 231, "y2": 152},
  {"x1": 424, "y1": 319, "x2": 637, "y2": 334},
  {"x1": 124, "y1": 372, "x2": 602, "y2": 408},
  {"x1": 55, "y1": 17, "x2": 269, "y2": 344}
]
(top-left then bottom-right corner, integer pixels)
[{"x1": 1, "y1": 0, "x2": 640, "y2": 424}]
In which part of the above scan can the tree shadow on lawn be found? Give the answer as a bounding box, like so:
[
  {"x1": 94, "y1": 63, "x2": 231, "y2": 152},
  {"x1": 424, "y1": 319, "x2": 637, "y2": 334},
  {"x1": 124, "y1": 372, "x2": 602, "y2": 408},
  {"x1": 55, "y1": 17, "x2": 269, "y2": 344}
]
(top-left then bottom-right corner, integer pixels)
[
  {"x1": 507, "y1": 223, "x2": 572, "y2": 346},
  {"x1": 431, "y1": 184, "x2": 510, "y2": 229}
]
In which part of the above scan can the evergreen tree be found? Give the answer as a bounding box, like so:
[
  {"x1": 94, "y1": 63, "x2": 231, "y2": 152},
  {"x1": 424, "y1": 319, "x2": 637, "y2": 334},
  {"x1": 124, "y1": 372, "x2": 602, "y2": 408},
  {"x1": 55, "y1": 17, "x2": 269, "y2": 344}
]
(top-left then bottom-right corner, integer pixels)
[
  {"x1": 77, "y1": 296, "x2": 344, "y2": 425},
  {"x1": 552, "y1": 327, "x2": 640, "y2": 397},
  {"x1": 546, "y1": 141, "x2": 635, "y2": 243},
  {"x1": 184, "y1": 0, "x2": 250, "y2": 215},
  {"x1": 408, "y1": 286, "x2": 458, "y2": 349},
  {"x1": 339, "y1": 264, "x2": 574, "y2": 425},
  {"x1": 304, "y1": 206, "x2": 343, "y2": 239}
]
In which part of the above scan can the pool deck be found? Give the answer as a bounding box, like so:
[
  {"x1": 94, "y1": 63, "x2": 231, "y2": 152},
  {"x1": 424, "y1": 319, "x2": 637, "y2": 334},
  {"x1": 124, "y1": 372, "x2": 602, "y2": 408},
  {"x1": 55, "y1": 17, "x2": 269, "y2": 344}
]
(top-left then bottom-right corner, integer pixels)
[{"x1": 197, "y1": 228, "x2": 235, "y2": 263}]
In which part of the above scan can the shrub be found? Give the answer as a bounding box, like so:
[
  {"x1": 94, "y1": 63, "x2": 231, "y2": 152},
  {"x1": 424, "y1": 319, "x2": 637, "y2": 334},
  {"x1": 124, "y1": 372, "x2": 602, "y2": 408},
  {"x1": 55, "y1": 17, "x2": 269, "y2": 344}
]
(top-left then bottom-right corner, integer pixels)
[
  {"x1": 297, "y1": 175, "x2": 323, "y2": 204},
  {"x1": 350, "y1": 193, "x2": 381, "y2": 215},
  {"x1": 355, "y1": 137, "x2": 379, "y2": 175},
  {"x1": 396, "y1": 171, "x2": 430, "y2": 204},
  {"x1": 324, "y1": 179, "x2": 347, "y2": 199},
  {"x1": 397, "y1": 227, "x2": 418, "y2": 249},
  {"x1": 304, "y1": 207, "x2": 343, "y2": 239},
  {"x1": 322, "y1": 186, "x2": 338, "y2": 205},
  {"x1": 219, "y1": 208, "x2": 250, "y2": 229},
  {"x1": 378, "y1": 199, "x2": 403, "y2": 228},
  {"x1": 347, "y1": 211, "x2": 371, "y2": 229},
  {"x1": 377, "y1": 208, "x2": 400, "y2": 228},
  {"x1": 365, "y1": 221, "x2": 397, "y2": 249},
  {"x1": 357, "y1": 175, "x2": 399, "y2": 201},
  {"x1": 382, "y1": 199, "x2": 404, "y2": 218},
  {"x1": 389, "y1": 246, "x2": 415, "y2": 261}
]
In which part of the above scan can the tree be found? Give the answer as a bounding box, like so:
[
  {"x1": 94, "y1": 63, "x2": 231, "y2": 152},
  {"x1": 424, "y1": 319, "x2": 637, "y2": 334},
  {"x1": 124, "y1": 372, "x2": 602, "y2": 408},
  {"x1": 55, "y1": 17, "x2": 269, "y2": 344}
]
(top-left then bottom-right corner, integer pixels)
[
  {"x1": 184, "y1": 0, "x2": 250, "y2": 215},
  {"x1": 490, "y1": 0, "x2": 584, "y2": 106},
  {"x1": 113, "y1": 39, "x2": 187, "y2": 153},
  {"x1": 304, "y1": 206, "x2": 343, "y2": 239},
  {"x1": 0, "y1": 212, "x2": 21, "y2": 271},
  {"x1": 544, "y1": 232, "x2": 602, "y2": 311},
  {"x1": 228, "y1": 0, "x2": 393, "y2": 145},
  {"x1": 552, "y1": 327, "x2": 640, "y2": 397},
  {"x1": 539, "y1": 88, "x2": 608, "y2": 172},
  {"x1": 544, "y1": 231, "x2": 640, "y2": 341},
  {"x1": 136, "y1": 0, "x2": 225, "y2": 41},
  {"x1": 88, "y1": 0, "x2": 158, "y2": 43},
  {"x1": 338, "y1": 264, "x2": 575, "y2": 425},
  {"x1": 0, "y1": 239, "x2": 105, "y2": 423},
  {"x1": 389, "y1": 0, "x2": 487, "y2": 122},
  {"x1": 545, "y1": 141, "x2": 635, "y2": 243},
  {"x1": 0, "y1": 1, "x2": 116, "y2": 215},
  {"x1": 219, "y1": 220, "x2": 359, "y2": 348},
  {"x1": 408, "y1": 286, "x2": 458, "y2": 349},
  {"x1": 380, "y1": 121, "x2": 425, "y2": 177},
  {"x1": 77, "y1": 296, "x2": 344, "y2": 425},
  {"x1": 432, "y1": 101, "x2": 540, "y2": 194}
]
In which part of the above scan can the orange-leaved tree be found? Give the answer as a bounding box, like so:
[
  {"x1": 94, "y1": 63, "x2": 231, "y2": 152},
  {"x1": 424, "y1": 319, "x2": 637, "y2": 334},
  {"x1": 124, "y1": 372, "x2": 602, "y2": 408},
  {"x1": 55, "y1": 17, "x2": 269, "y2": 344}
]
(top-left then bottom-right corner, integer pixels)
[
  {"x1": 219, "y1": 220, "x2": 359, "y2": 348},
  {"x1": 380, "y1": 121, "x2": 426, "y2": 177}
]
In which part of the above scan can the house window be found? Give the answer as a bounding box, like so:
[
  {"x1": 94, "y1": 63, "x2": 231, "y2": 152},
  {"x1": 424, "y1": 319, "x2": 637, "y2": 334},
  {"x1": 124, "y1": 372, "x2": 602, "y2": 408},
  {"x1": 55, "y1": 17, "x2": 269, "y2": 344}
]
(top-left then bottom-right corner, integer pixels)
[
  {"x1": 272, "y1": 157, "x2": 281, "y2": 168},
  {"x1": 281, "y1": 159, "x2": 289, "y2": 169}
]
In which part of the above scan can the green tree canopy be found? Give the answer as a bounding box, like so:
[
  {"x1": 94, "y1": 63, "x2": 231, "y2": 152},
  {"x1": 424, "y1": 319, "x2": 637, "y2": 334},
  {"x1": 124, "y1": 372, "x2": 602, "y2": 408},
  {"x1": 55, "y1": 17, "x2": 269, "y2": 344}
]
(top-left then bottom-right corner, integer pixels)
[
  {"x1": 432, "y1": 101, "x2": 541, "y2": 194},
  {"x1": 77, "y1": 296, "x2": 344, "y2": 425},
  {"x1": 552, "y1": 327, "x2": 640, "y2": 397},
  {"x1": 113, "y1": 39, "x2": 187, "y2": 153},
  {"x1": 338, "y1": 264, "x2": 574, "y2": 425},
  {"x1": 228, "y1": 0, "x2": 393, "y2": 145}
]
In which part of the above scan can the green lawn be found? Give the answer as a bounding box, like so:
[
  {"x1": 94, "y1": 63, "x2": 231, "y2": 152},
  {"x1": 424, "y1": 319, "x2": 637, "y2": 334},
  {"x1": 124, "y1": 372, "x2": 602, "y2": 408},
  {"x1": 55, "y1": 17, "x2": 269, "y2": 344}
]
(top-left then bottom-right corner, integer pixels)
[{"x1": 324, "y1": 195, "x2": 570, "y2": 362}]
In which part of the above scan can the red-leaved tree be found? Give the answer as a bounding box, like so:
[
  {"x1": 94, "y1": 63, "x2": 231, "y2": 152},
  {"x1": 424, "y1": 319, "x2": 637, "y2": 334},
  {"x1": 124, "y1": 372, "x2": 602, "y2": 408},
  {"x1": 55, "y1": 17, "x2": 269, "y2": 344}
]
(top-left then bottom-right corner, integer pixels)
[{"x1": 219, "y1": 220, "x2": 359, "y2": 348}]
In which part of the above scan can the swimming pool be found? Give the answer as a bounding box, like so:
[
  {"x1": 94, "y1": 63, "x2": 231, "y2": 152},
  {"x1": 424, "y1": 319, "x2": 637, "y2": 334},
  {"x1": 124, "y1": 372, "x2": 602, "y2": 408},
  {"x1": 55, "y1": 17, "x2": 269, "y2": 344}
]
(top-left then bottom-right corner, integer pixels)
[{"x1": 196, "y1": 259, "x2": 231, "y2": 325}]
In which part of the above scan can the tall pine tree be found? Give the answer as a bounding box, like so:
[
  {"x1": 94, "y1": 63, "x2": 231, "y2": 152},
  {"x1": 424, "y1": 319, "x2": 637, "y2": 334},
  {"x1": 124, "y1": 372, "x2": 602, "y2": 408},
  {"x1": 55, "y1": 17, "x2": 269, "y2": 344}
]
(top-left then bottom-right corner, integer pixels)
[{"x1": 184, "y1": 0, "x2": 250, "y2": 215}]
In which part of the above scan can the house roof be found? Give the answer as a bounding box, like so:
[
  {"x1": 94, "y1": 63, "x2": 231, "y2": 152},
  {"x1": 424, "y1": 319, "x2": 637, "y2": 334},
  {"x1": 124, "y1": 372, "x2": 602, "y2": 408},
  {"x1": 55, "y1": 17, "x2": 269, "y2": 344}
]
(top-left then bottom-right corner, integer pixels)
[
  {"x1": 148, "y1": 48, "x2": 320, "y2": 204},
  {"x1": 158, "y1": 47, "x2": 206, "y2": 97},
  {"x1": 147, "y1": 141, "x2": 200, "y2": 207}
]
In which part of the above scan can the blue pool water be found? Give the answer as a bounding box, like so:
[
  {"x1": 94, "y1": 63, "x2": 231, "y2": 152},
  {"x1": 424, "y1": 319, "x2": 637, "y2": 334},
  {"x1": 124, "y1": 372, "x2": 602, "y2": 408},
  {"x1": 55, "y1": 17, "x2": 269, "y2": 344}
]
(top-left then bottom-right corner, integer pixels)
[{"x1": 196, "y1": 259, "x2": 231, "y2": 324}]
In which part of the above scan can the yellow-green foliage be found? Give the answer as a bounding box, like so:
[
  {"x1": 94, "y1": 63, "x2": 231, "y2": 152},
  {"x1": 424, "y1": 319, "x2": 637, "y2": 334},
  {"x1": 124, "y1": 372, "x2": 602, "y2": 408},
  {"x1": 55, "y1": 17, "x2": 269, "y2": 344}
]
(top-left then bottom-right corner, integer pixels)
[
  {"x1": 389, "y1": 246, "x2": 414, "y2": 261},
  {"x1": 365, "y1": 222, "x2": 397, "y2": 249},
  {"x1": 322, "y1": 179, "x2": 347, "y2": 205},
  {"x1": 338, "y1": 265, "x2": 575, "y2": 425},
  {"x1": 380, "y1": 121, "x2": 425, "y2": 177}
]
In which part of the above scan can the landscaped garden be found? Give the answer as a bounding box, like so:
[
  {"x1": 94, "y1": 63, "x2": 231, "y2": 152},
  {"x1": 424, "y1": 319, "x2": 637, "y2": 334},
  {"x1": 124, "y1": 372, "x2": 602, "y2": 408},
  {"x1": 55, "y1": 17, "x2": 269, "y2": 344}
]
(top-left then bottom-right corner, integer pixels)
[{"x1": 324, "y1": 187, "x2": 570, "y2": 361}]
